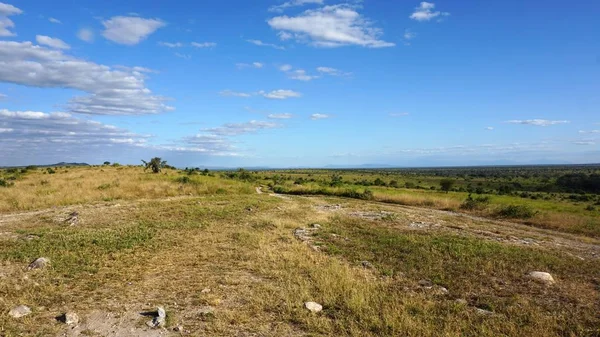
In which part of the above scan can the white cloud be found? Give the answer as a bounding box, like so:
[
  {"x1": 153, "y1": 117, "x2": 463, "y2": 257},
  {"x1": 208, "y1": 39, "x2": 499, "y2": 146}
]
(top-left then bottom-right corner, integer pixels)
[
  {"x1": 219, "y1": 90, "x2": 252, "y2": 98},
  {"x1": 289, "y1": 69, "x2": 319, "y2": 81},
  {"x1": 0, "y1": 92, "x2": 6, "y2": 99},
  {"x1": 410, "y1": 2, "x2": 450, "y2": 22},
  {"x1": 191, "y1": 41, "x2": 217, "y2": 48},
  {"x1": 0, "y1": 2, "x2": 21, "y2": 16},
  {"x1": 269, "y1": 0, "x2": 324, "y2": 13},
  {"x1": 77, "y1": 28, "x2": 94, "y2": 42},
  {"x1": 0, "y1": 41, "x2": 173, "y2": 115},
  {"x1": 246, "y1": 39, "x2": 285, "y2": 50},
  {"x1": 202, "y1": 120, "x2": 279, "y2": 136},
  {"x1": 174, "y1": 52, "x2": 191, "y2": 59},
  {"x1": 259, "y1": 89, "x2": 302, "y2": 99},
  {"x1": 506, "y1": 119, "x2": 570, "y2": 127},
  {"x1": 578, "y1": 130, "x2": 600, "y2": 134},
  {"x1": 267, "y1": 4, "x2": 394, "y2": 48},
  {"x1": 316, "y1": 66, "x2": 350, "y2": 76},
  {"x1": 268, "y1": 113, "x2": 293, "y2": 119},
  {"x1": 403, "y1": 29, "x2": 416, "y2": 40},
  {"x1": 310, "y1": 113, "x2": 330, "y2": 120},
  {"x1": 573, "y1": 141, "x2": 596, "y2": 145},
  {"x1": 278, "y1": 64, "x2": 319, "y2": 81},
  {"x1": 158, "y1": 41, "x2": 183, "y2": 48},
  {"x1": 236, "y1": 62, "x2": 263, "y2": 69},
  {"x1": 0, "y1": 2, "x2": 22, "y2": 37},
  {"x1": 36, "y1": 35, "x2": 70, "y2": 50},
  {"x1": 389, "y1": 112, "x2": 409, "y2": 117},
  {"x1": 48, "y1": 17, "x2": 61, "y2": 24},
  {"x1": 278, "y1": 31, "x2": 293, "y2": 41},
  {"x1": 102, "y1": 16, "x2": 165, "y2": 45},
  {"x1": 485, "y1": 126, "x2": 494, "y2": 130}
]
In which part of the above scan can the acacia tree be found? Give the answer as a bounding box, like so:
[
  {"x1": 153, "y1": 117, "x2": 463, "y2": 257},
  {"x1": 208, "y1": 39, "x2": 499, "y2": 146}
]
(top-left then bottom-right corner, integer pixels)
[
  {"x1": 142, "y1": 157, "x2": 167, "y2": 173},
  {"x1": 440, "y1": 179, "x2": 455, "y2": 193}
]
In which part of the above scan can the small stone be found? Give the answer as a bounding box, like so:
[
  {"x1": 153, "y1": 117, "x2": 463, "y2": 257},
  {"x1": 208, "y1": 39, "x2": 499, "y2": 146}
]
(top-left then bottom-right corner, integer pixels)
[
  {"x1": 63, "y1": 312, "x2": 79, "y2": 325},
  {"x1": 9, "y1": 305, "x2": 31, "y2": 318},
  {"x1": 418, "y1": 279, "x2": 433, "y2": 287},
  {"x1": 528, "y1": 271, "x2": 555, "y2": 285},
  {"x1": 311, "y1": 223, "x2": 321, "y2": 229},
  {"x1": 174, "y1": 325, "x2": 184, "y2": 332},
  {"x1": 455, "y1": 299, "x2": 468, "y2": 305},
  {"x1": 304, "y1": 301, "x2": 323, "y2": 313},
  {"x1": 475, "y1": 308, "x2": 494, "y2": 316},
  {"x1": 146, "y1": 307, "x2": 166, "y2": 328},
  {"x1": 27, "y1": 257, "x2": 50, "y2": 270},
  {"x1": 201, "y1": 288, "x2": 211, "y2": 293},
  {"x1": 198, "y1": 306, "x2": 214, "y2": 316},
  {"x1": 361, "y1": 261, "x2": 374, "y2": 269}
]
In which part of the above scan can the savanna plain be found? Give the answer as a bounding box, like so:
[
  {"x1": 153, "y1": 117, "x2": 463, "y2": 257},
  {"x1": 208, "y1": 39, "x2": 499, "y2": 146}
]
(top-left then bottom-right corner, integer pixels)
[{"x1": 0, "y1": 164, "x2": 599, "y2": 336}]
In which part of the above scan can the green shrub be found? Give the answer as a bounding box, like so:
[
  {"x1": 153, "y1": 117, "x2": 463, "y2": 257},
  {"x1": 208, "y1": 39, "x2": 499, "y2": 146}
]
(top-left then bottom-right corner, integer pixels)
[
  {"x1": 176, "y1": 176, "x2": 191, "y2": 184},
  {"x1": 495, "y1": 205, "x2": 537, "y2": 219},
  {"x1": 460, "y1": 194, "x2": 491, "y2": 210},
  {"x1": 0, "y1": 178, "x2": 14, "y2": 187},
  {"x1": 47, "y1": 168, "x2": 56, "y2": 174}
]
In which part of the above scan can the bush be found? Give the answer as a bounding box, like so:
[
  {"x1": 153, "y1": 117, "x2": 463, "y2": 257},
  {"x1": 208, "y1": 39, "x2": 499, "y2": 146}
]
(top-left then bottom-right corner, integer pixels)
[
  {"x1": 47, "y1": 168, "x2": 56, "y2": 174},
  {"x1": 176, "y1": 176, "x2": 191, "y2": 184},
  {"x1": 460, "y1": 194, "x2": 490, "y2": 210},
  {"x1": 495, "y1": 205, "x2": 537, "y2": 219},
  {"x1": 0, "y1": 178, "x2": 14, "y2": 187}
]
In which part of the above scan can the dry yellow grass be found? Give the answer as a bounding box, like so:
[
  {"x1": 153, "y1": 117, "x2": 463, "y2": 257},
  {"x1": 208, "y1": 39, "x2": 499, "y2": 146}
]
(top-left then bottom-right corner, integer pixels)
[{"x1": 0, "y1": 166, "x2": 252, "y2": 213}]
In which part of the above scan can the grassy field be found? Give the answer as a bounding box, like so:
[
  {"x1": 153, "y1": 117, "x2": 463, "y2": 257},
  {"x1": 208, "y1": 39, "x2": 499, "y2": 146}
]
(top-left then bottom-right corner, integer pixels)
[{"x1": 0, "y1": 166, "x2": 599, "y2": 336}]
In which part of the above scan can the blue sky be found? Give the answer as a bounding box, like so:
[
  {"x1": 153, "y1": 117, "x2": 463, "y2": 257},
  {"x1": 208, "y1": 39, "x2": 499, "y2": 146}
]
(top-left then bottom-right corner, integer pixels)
[{"x1": 0, "y1": 0, "x2": 598, "y2": 168}]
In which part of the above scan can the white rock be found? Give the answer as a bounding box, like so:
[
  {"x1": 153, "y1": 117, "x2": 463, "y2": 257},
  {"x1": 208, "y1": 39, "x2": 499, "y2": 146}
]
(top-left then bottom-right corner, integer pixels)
[
  {"x1": 9, "y1": 305, "x2": 31, "y2": 318},
  {"x1": 528, "y1": 271, "x2": 555, "y2": 285},
  {"x1": 201, "y1": 288, "x2": 211, "y2": 293},
  {"x1": 475, "y1": 308, "x2": 494, "y2": 316},
  {"x1": 304, "y1": 301, "x2": 323, "y2": 313},
  {"x1": 64, "y1": 312, "x2": 79, "y2": 325},
  {"x1": 27, "y1": 257, "x2": 50, "y2": 270}
]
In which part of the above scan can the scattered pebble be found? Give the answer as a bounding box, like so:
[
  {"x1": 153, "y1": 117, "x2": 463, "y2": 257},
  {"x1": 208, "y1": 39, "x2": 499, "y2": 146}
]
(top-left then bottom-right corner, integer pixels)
[
  {"x1": 201, "y1": 288, "x2": 211, "y2": 293},
  {"x1": 27, "y1": 257, "x2": 50, "y2": 270},
  {"x1": 304, "y1": 301, "x2": 323, "y2": 313},
  {"x1": 475, "y1": 308, "x2": 494, "y2": 316},
  {"x1": 528, "y1": 271, "x2": 555, "y2": 285},
  {"x1": 198, "y1": 306, "x2": 215, "y2": 316},
  {"x1": 361, "y1": 261, "x2": 374, "y2": 269},
  {"x1": 311, "y1": 223, "x2": 321, "y2": 229},
  {"x1": 9, "y1": 305, "x2": 31, "y2": 318}
]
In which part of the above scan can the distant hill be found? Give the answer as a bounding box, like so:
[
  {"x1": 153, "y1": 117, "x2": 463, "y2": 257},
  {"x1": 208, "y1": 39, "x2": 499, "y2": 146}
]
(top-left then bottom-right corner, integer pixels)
[{"x1": 1, "y1": 162, "x2": 90, "y2": 168}]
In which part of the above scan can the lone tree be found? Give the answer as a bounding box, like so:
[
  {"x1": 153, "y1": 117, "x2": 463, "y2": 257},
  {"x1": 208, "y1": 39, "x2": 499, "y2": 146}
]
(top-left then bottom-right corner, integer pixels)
[
  {"x1": 103, "y1": 161, "x2": 110, "y2": 166},
  {"x1": 142, "y1": 157, "x2": 167, "y2": 173},
  {"x1": 439, "y1": 179, "x2": 455, "y2": 193}
]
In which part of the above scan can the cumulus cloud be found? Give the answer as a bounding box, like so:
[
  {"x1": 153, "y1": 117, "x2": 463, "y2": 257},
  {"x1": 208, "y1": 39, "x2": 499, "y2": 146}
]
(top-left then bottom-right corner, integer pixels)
[
  {"x1": 0, "y1": 109, "x2": 245, "y2": 163},
  {"x1": 246, "y1": 39, "x2": 285, "y2": 50},
  {"x1": 268, "y1": 113, "x2": 293, "y2": 119},
  {"x1": 36, "y1": 35, "x2": 70, "y2": 49},
  {"x1": 0, "y1": 40, "x2": 173, "y2": 115},
  {"x1": 191, "y1": 41, "x2": 217, "y2": 48},
  {"x1": 259, "y1": 89, "x2": 302, "y2": 99},
  {"x1": 48, "y1": 17, "x2": 62, "y2": 24},
  {"x1": 410, "y1": 2, "x2": 450, "y2": 22},
  {"x1": 219, "y1": 90, "x2": 252, "y2": 98},
  {"x1": 0, "y1": 2, "x2": 22, "y2": 37},
  {"x1": 269, "y1": 0, "x2": 324, "y2": 13},
  {"x1": 267, "y1": 4, "x2": 394, "y2": 48},
  {"x1": 310, "y1": 113, "x2": 330, "y2": 120},
  {"x1": 506, "y1": 119, "x2": 570, "y2": 126},
  {"x1": 0, "y1": 109, "x2": 149, "y2": 158},
  {"x1": 77, "y1": 28, "x2": 94, "y2": 42},
  {"x1": 102, "y1": 16, "x2": 165, "y2": 45}
]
